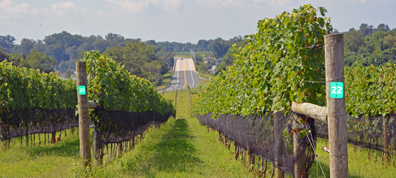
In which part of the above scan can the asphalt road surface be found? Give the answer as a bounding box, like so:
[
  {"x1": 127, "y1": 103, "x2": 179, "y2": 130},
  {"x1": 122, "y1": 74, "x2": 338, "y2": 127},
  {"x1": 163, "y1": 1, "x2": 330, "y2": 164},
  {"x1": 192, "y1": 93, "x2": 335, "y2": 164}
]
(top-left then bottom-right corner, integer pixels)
[{"x1": 165, "y1": 57, "x2": 200, "y2": 92}]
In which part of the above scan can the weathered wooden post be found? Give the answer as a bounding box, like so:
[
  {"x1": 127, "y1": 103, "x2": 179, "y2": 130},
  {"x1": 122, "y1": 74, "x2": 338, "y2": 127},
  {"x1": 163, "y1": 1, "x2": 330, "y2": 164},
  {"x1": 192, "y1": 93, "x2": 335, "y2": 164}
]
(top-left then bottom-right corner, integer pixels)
[
  {"x1": 247, "y1": 149, "x2": 253, "y2": 171},
  {"x1": 76, "y1": 62, "x2": 91, "y2": 169},
  {"x1": 0, "y1": 123, "x2": 9, "y2": 150},
  {"x1": 175, "y1": 90, "x2": 178, "y2": 109},
  {"x1": 325, "y1": 33, "x2": 348, "y2": 177},
  {"x1": 93, "y1": 128, "x2": 104, "y2": 165},
  {"x1": 234, "y1": 143, "x2": 239, "y2": 160},
  {"x1": 131, "y1": 137, "x2": 135, "y2": 150},
  {"x1": 384, "y1": 116, "x2": 389, "y2": 168},
  {"x1": 51, "y1": 131, "x2": 56, "y2": 144},
  {"x1": 117, "y1": 142, "x2": 123, "y2": 158},
  {"x1": 187, "y1": 85, "x2": 192, "y2": 106},
  {"x1": 188, "y1": 85, "x2": 193, "y2": 118},
  {"x1": 140, "y1": 132, "x2": 144, "y2": 142},
  {"x1": 292, "y1": 114, "x2": 306, "y2": 177},
  {"x1": 25, "y1": 133, "x2": 29, "y2": 146},
  {"x1": 273, "y1": 111, "x2": 284, "y2": 178}
]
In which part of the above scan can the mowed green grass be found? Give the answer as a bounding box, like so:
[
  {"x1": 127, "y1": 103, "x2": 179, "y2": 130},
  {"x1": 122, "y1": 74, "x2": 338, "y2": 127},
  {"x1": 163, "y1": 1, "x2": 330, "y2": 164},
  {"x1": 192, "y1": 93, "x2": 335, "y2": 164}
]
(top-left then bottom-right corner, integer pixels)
[
  {"x1": 0, "y1": 130, "x2": 84, "y2": 177},
  {"x1": 308, "y1": 137, "x2": 396, "y2": 178},
  {"x1": 75, "y1": 88, "x2": 256, "y2": 177},
  {"x1": 1, "y1": 81, "x2": 395, "y2": 177},
  {"x1": 0, "y1": 85, "x2": 254, "y2": 177}
]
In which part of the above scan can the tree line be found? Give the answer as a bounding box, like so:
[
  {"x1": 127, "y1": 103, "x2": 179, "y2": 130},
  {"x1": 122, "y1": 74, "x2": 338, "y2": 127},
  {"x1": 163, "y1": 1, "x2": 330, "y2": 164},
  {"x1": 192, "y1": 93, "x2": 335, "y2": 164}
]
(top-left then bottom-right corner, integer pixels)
[
  {"x1": 211, "y1": 23, "x2": 396, "y2": 75},
  {"x1": 2, "y1": 23, "x2": 394, "y2": 81},
  {"x1": 0, "y1": 40, "x2": 173, "y2": 86},
  {"x1": 344, "y1": 23, "x2": 396, "y2": 66},
  {"x1": 0, "y1": 31, "x2": 244, "y2": 71}
]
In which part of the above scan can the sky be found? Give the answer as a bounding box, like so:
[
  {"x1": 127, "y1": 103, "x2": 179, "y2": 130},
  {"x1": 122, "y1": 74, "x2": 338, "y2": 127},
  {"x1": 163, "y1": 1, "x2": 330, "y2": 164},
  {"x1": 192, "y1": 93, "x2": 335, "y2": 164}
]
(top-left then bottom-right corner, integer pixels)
[{"x1": 1, "y1": 0, "x2": 396, "y2": 44}]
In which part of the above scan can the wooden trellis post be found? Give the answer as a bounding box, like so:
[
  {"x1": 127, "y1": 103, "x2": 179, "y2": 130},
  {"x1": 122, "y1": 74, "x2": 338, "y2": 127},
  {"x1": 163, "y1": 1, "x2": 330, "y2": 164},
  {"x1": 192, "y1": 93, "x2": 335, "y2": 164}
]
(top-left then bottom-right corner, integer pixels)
[
  {"x1": 76, "y1": 62, "x2": 91, "y2": 169},
  {"x1": 175, "y1": 90, "x2": 178, "y2": 108},
  {"x1": 384, "y1": 116, "x2": 389, "y2": 168},
  {"x1": 325, "y1": 33, "x2": 348, "y2": 178},
  {"x1": 0, "y1": 123, "x2": 9, "y2": 150},
  {"x1": 274, "y1": 111, "x2": 285, "y2": 178},
  {"x1": 292, "y1": 114, "x2": 306, "y2": 177}
]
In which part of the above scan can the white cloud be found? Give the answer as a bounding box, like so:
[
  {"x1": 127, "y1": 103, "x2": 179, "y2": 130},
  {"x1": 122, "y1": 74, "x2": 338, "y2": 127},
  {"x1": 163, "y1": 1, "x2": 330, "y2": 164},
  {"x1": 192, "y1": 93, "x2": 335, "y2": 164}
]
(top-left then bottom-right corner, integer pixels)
[
  {"x1": 104, "y1": 0, "x2": 148, "y2": 13},
  {"x1": 46, "y1": 2, "x2": 80, "y2": 16},
  {"x1": 103, "y1": 0, "x2": 181, "y2": 12},
  {"x1": 196, "y1": 0, "x2": 247, "y2": 8},
  {"x1": 97, "y1": 10, "x2": 119, "y2": 18},
  {"x1": 51, "y1": 2, "x2": 76, "y2": 10},
  {"x1": 252, "y1": 0, "x2": 396, "y2": 5},
  {"x1": 0, "y1": 0, "x2": 30, "y2": 16},
  {"x1": 269, "y1": 0, "x2": 291, "y2": 5},
  {"x1": 162, "y1": 0, "x2": 181, "y2": 11},
  {"x1": 0, "y1": 0, "x2": 11, "y2": 8},
  {"x1": 0, "y1": 1, "x2": 85, "y2": 19},
  {"x1": 252, "y1": 0, "x2": 291, "y2": 5}
]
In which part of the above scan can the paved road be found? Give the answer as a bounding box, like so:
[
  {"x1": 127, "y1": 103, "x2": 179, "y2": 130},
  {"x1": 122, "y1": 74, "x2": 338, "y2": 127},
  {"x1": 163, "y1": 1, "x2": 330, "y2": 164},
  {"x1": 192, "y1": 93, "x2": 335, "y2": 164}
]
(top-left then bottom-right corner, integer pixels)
[{"x1": 165, "y1": 57, "x2": 200, "y2": 92}]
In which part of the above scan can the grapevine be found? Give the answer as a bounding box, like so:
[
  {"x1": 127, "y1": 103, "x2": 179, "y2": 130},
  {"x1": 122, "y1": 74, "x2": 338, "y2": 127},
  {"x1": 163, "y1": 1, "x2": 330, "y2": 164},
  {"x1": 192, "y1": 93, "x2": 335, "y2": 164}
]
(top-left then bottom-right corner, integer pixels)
[
  {"x1": 194, "y1": 4, "x2": 332, "y2": 118},
  {"x1": 0, "y1": 61, "x2": 76, "y2": 112},
  {"x1": 82, "y1": 51, "x2": 175, "y2": 128}
]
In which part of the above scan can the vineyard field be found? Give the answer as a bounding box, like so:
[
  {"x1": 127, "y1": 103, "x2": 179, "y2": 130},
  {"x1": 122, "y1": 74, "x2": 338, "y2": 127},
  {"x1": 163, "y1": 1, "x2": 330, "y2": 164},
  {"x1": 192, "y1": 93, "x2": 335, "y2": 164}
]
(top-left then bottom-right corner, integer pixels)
[{"x1": 0, "y1": 86, "x2": 394, "y2": 177}]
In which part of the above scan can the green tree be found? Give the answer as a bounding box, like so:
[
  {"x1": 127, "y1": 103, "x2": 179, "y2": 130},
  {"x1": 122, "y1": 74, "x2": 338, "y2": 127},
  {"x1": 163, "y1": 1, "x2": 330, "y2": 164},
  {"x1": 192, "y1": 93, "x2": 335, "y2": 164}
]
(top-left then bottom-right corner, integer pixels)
[
  {"x1": 0, "y1": 35, "x2": 16, "y2": 53},
  {"x1": 344, "y1": 24, "x2": 396, "y2": 66},
  {"x1": 0, "y1": 49, "x2": 9, "y2": 62},
  {"x1": 212, "y1": 36, "x2": 244, "y2": 59},
  {"x1": 23, "y1": 50, "x2": 57, "y2": 73},
  {"x1": 156, "y1": 48, "x2": 175, "y2": 67},
  {"x1": 5, "y1": 50, "x2": 56, "y2": 73},
  {"x1": 17, "y1": 38, "x2": 36, "y2": 55},
  {"x1": 65, "y1": 69, "x2": 73, "y2": 79},
  {"x1": 104, "y1": 41, "x2": 169, "y2": 85},
  {"x1": 215, "y1": 40, "x2": 247, "y2": 75}
]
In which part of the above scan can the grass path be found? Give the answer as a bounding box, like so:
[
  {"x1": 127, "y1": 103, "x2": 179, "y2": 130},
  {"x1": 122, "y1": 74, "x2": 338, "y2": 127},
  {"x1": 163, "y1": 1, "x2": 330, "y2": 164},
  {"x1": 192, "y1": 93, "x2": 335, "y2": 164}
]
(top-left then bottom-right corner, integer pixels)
[
  {"x1": 0, "y1": 85, "x2": 253, "y2": 177},
  {"x1": 1, "y1": 81, "x2": 395, "y2": 177},
  {"x1": 88, "y1": 88, "x2": 254, "y2": 177},
  {"x1": 91, "y1": 117, "x2": 252, "y2": 177}
]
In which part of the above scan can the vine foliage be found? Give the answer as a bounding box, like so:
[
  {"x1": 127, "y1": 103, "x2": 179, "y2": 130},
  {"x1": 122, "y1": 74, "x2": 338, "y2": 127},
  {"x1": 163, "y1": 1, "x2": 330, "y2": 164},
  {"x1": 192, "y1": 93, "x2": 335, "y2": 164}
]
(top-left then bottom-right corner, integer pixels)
[
  {"x1": 194, "y1": 5, "x2": 332, "y2": 118},
  {"x1": 0, "y1": 61, "x2": 76, "y2": 113},
  {"x1": 0, "y1": 61, "x2": 77, "y2": 140},
  {"x1": 82, "y1": 51, "x2": 175, "y2": 131}
]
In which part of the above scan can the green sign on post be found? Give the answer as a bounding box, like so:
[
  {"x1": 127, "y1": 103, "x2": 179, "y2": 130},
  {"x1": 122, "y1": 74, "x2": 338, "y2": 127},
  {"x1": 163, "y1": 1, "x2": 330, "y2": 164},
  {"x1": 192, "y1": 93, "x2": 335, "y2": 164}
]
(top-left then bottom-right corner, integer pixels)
[
  {"x1": 330, "y1": 82, "x2": 343, "y2": 98},
  {"x1": 78, "y1": 85, "x2": 86, "y2": 95}
]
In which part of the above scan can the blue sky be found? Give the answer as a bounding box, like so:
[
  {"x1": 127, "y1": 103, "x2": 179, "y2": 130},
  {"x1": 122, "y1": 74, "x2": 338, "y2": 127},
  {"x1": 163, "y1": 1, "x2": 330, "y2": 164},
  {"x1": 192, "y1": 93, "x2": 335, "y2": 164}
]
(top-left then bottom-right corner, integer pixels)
[{"x1": 1, "y1": 0, "x2": 395, "y2": 44}]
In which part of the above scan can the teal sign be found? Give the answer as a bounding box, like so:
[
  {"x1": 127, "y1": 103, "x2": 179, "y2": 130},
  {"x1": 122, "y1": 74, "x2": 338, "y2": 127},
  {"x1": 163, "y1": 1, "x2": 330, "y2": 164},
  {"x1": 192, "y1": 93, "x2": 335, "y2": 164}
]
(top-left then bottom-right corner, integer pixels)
[
  {"x1": 330, "y1": 82, "x2": 343, "y2": 98},
  {"x1": 78, "y1": 85, "x2": 86, "y2": 95}
]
